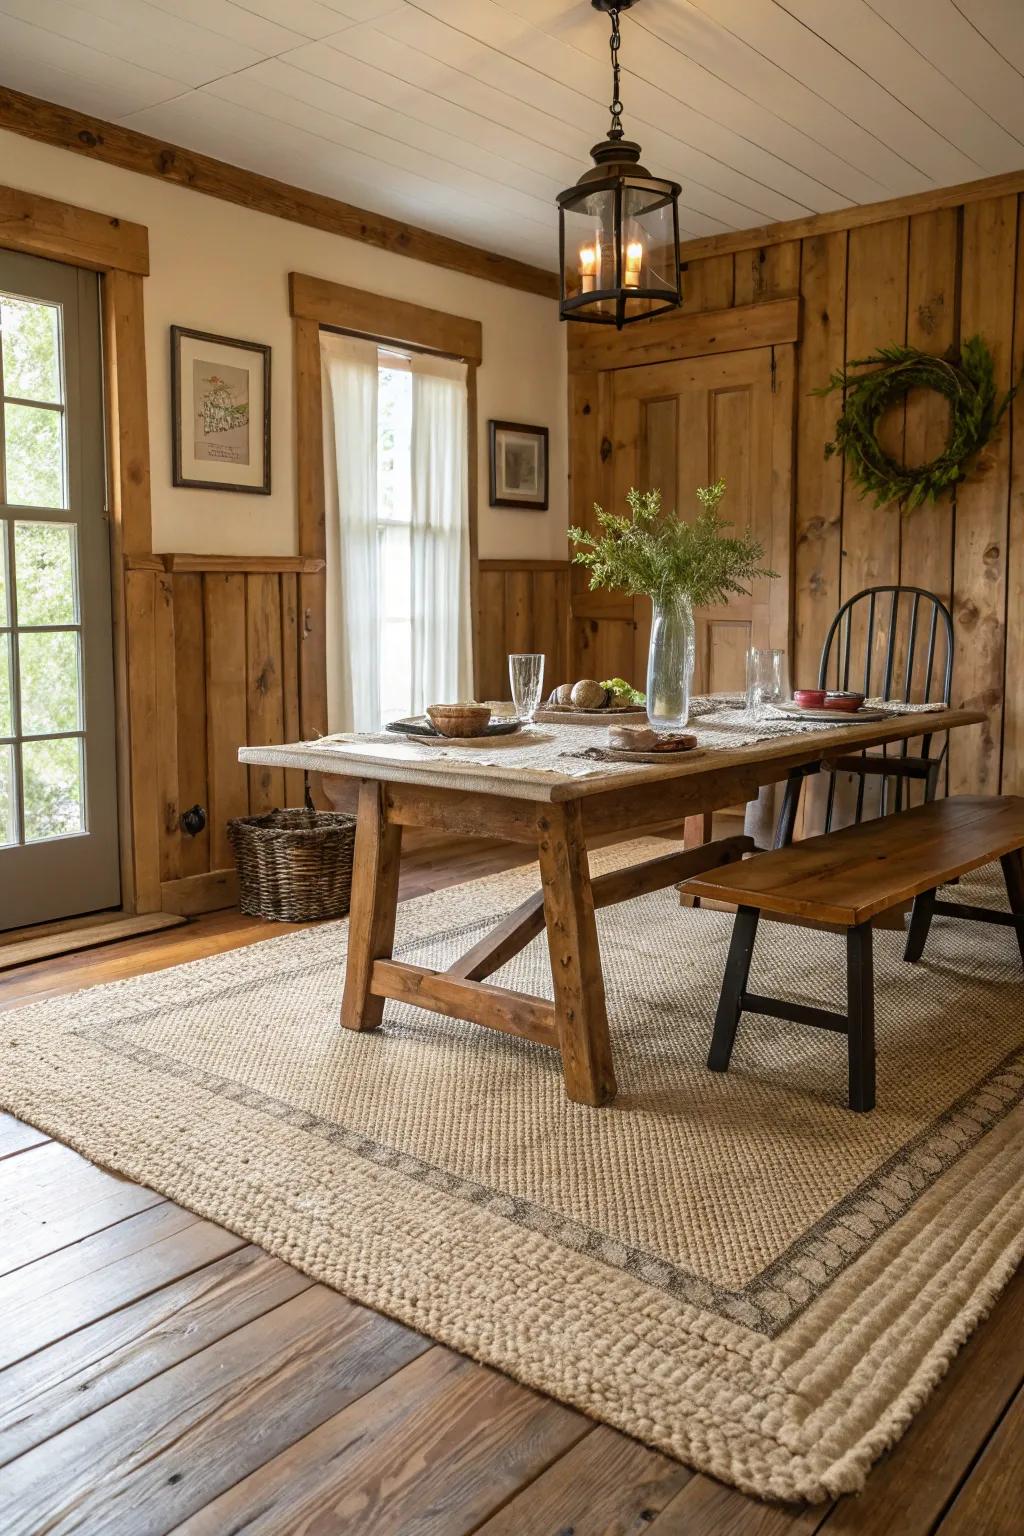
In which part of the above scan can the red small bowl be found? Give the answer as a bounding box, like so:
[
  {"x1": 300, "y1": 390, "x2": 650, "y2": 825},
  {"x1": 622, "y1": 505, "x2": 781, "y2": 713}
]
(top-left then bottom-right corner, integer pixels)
[
  {"x1": 793, "y1": 688, "x2": 827, "y2": 709},
  {"x1": 824, "y1": 690, "x2": 865, "y2": 713}
]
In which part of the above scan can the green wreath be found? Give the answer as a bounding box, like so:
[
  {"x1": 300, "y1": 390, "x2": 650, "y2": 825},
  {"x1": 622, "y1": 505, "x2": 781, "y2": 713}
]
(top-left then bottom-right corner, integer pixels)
[{"x1": 816, "y1": 335, "x2": 1016, "y2": 510}]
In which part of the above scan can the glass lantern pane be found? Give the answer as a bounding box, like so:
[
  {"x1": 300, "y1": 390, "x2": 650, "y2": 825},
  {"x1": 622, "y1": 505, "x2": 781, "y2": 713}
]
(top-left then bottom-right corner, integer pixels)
[
  {"x1": 622, "y1": 186, "x2": 678, "y2": 296},
  {"x1": 561, "y1": 188, "x2": 619, "y2": 320}
]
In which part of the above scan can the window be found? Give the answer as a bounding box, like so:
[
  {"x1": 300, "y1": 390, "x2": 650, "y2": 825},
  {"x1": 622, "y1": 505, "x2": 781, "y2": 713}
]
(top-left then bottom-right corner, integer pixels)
[{"x1": 321, "y1": 330, "x2": 474, "y2": 734}]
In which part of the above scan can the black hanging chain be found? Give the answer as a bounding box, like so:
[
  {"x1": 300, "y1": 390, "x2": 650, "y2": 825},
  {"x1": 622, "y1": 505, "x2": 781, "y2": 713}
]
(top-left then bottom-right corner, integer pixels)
[{"x1": 607, "y1": 5, "x2": 624, "y2": 141}]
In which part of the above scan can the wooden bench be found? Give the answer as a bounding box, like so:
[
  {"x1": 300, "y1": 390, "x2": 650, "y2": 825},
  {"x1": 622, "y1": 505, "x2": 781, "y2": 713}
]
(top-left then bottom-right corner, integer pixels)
[{"x1": 678, "y1": 796, "x2": 1024, "y2": 1112}]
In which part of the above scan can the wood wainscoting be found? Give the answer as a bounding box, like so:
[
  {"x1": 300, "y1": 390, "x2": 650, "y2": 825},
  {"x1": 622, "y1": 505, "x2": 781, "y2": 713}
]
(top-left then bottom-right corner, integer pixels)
[
  {"x1": 476, "y1": 560, "x2": 571, "y2": 702},
  {"x1": 124, "y1": 555, "x2": 321, "y2": 916}
]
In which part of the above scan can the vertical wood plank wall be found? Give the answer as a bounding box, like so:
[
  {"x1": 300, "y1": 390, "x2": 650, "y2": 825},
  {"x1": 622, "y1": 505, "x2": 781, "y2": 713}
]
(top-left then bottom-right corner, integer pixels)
[
  {"x1": 128, "y1": 553, "x2": 566, "y2": 914},
  {"x1": 124, "y1": 559, "x2": 317, "y2": 915},
  {"x1": 568, "y1": 196, "x2": 1024, "y2": 806},
  {"x1": 476, "y1": 559, "x2": 572, "y2": 701}
]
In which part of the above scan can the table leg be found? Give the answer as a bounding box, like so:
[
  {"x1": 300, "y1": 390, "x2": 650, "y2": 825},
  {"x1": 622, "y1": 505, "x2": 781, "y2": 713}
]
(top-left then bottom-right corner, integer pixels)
[
  {"x1": 340, "y1": 780, "x2": 403, "y2": 1032},
  {"x1": 537, "y1": 800, "x2": 616, "y2": 1106}
]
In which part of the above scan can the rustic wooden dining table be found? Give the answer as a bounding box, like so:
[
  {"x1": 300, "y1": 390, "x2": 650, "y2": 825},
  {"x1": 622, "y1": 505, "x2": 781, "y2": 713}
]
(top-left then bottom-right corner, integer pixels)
[{"x1": 240, "y1": 705, "x2": 982, "y2": 1107}]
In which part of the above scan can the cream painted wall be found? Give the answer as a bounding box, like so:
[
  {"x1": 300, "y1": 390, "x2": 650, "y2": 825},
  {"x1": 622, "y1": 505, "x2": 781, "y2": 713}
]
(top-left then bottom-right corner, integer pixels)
[{"x1": 0, "y1": 129, "x2": 569, "y2": 560}]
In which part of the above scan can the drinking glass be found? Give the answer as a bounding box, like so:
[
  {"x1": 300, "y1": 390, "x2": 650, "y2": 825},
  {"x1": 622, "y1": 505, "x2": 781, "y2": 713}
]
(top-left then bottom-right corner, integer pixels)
[
  {"x1": 745, "y1": 647, "x2": 775, "y2": 722},
  {"x1": 509, "y1": 653, "x2": 545, "y2": 722},
  {"x1": 771, "y1": 648, "x2": 791, "y2": 705}
]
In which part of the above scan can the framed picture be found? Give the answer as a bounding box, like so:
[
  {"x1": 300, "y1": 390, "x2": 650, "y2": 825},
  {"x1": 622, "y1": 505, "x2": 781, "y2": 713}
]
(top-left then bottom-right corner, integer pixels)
[
  {"x1": 171, "y1": 326, "x2": 271, "y2": 494},
  {"x1": 488, "y1": 420, "x2": 549, "y2": 511}
]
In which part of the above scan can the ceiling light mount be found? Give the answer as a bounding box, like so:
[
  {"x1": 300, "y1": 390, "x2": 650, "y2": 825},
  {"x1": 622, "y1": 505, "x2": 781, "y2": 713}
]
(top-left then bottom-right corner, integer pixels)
[{"x1": 557, "y1": 0, "x2": 682, "y2": 328}]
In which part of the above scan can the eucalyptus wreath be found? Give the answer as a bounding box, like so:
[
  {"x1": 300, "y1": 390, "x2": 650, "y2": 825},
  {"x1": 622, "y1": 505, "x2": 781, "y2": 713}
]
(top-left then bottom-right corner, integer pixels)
[{"x1": 816, "y1": 335, "x2": 1016, "y2": 509}]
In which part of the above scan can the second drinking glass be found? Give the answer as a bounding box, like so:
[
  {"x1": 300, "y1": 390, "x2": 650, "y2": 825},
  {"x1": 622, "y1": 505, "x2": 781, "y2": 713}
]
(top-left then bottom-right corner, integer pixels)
[{"x1": 509, "y1": 653, "x2": 545, "y2": 722}]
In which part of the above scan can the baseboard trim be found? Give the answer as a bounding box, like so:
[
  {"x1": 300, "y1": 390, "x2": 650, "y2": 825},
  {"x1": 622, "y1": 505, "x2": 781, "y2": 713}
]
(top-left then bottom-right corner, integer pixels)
[{"x1": 161, "y1": 868, "x2": 239, "y2": 916}]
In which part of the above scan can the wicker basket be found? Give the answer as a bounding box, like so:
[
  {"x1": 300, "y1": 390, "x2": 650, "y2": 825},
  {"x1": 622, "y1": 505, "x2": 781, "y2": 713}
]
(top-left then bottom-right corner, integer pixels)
[{"x1": 228, "y1": 807, "x2": 357, "y2": 922}]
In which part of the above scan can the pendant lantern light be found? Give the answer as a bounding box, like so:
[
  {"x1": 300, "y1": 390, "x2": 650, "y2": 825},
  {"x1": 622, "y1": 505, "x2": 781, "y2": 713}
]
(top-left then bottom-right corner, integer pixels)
[{"x1": 557, "y1": 0, "x2": 682, "y2": 328}]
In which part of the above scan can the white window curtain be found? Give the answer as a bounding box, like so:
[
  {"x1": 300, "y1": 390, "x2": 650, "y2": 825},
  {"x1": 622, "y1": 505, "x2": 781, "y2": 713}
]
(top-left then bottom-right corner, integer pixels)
[
  {"x1": 321, "y1": 332, "x2": 474, "y2": 732},
  {"x1": 321, "y1": 331, "x2": 379, "y2": 732},
  {"x1": 410, "y1": 352, "x2": 474, "y2": 712}
]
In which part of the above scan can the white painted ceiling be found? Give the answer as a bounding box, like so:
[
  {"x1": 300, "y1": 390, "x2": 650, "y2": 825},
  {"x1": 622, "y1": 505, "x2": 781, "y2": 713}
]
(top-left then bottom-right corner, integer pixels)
[{"x1": 0, "y1": 0, "x2": 1022, "y2": 270}]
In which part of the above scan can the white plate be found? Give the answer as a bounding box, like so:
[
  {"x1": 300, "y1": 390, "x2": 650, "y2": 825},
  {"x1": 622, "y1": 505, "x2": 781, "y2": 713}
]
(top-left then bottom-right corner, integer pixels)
[{"x1": 773, "y1": 703, "x2": 889, "y2": 722}]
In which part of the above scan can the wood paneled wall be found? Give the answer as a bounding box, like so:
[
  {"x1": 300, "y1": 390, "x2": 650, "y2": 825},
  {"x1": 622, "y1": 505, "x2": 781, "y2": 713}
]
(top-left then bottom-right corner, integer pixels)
[
  {"x1": 568, "y1": 193, "x2": 1024, "y2": 802},
  {"x1": 124, "y1": 556, "x2": 319, "y2": 915},
  {"x1": 475, "y1": 559, "x2": 571, "y2": 702}
]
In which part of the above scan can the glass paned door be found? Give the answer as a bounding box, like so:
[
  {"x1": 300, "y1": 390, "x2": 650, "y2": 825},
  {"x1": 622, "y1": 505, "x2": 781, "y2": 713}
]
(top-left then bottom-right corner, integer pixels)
[{"x1": 0, "y1": 252, "x2": 119, "y2": 929}]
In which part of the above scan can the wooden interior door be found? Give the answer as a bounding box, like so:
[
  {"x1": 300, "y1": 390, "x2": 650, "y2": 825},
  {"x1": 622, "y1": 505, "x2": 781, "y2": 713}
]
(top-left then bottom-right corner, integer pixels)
[{"x1": 572, "y1": 345, "x2": 793, "y2": 695}]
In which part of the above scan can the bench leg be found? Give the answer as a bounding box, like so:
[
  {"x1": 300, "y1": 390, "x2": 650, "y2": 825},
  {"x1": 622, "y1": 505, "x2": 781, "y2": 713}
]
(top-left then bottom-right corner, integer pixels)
[
  {"x1": 904, "y1": 886, "x2": 937, "y2": 963},
  {"x1": 846, "y1": 922, "x2": 876, "y2": 1112},
  {"x1": 1000, "y1": 850, "x2": 1024, "y2": 970},
  {"x1": 708, "y1": 906, "x2": 759, "y2": 1073}
]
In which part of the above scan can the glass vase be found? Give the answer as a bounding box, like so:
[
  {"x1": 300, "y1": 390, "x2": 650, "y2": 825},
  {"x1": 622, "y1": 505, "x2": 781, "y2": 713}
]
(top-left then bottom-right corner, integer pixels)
[{"x1": 646, "y1": 594, "x2": 696, "y2": 730}]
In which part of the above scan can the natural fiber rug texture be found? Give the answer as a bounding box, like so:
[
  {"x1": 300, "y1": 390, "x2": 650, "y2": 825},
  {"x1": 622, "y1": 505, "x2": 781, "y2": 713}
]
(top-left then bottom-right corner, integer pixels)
[{"x1": 2, "y1": 838, "x2": 1022, "y2": 1503}]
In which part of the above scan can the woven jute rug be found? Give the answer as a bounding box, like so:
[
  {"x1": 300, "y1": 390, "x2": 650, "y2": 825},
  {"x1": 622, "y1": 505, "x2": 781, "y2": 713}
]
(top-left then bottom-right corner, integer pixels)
[{"x1": 2, "y1": 838, "x2": 1022, "y2": 1504}]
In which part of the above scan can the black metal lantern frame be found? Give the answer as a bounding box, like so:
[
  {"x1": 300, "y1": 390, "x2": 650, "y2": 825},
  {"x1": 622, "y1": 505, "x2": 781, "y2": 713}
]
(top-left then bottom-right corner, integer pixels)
[{"x1": 557, "y1": 1, "x2": 683, "y2": 328}]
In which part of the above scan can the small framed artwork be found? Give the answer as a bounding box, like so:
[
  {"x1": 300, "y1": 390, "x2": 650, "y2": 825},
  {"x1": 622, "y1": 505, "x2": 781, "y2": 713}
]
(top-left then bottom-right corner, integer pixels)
[
  {"x1": 171, "y1": 326, "x2": 271, "y2": 494},
  {"x1": 488, "y1": 420, "x2": 549, "y2": 511}
]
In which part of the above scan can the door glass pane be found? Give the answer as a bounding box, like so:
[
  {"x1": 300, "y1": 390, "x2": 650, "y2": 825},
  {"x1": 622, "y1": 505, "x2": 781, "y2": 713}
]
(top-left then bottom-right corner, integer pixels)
[
  {"x1": 0, "y1": 634, "x2": 11, "y2": 736},
  {"x1": 0, "y1": 520, "x2": 7, "y2": 624},
  {"x1": 4, "y1": 402, "x2": 65, "y2": 508},
  {"x1": 19, "y1": 629, "x2": 81, "y2": 734},
  {"x1": 1, "y1": 297, "x2": 62, "y2": 403},
  {"x1": 0, "y1": 744, "x2": 15, "y2": 846},
  {"x1": 22, "y1": 735, "x2": 84, "y2": 841},
  {"x1": 14, "y1": 521, "x2": 77, "y2": 624}
]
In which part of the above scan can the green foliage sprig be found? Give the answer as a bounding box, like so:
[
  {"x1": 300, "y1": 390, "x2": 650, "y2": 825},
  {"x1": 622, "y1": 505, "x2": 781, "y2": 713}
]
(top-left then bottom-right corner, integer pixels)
[
  {"x1": 816, "y1": 335, "x2": 1016, "y2": 510},
  {"x1": 568, "y1": 481, "x2": 776, "y2": 609}
]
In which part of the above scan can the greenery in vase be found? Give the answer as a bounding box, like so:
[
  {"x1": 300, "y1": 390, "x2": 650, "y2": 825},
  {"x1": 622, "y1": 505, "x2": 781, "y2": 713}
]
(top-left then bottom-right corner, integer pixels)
[{"x1": 569, "y1": 481, "x2": 776, "y2": 609}]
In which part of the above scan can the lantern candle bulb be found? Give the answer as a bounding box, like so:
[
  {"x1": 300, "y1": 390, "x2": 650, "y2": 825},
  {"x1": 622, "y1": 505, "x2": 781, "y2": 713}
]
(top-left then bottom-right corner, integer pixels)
[
  {"x1": 625, "y1": 240, "x2": 643, "y2": 287},
  {"x1": 579, "y1": 243, "x2": 598, "y2": 293}
]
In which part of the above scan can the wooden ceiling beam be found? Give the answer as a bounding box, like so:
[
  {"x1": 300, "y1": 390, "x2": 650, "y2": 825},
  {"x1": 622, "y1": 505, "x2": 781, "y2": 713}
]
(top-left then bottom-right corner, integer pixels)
[
  {"x1": 678, "y1": 166, "x2": 1024, "y2": 263},
  {"x1": 0, "y1": 86, "x2": 559, "y2": 301}
]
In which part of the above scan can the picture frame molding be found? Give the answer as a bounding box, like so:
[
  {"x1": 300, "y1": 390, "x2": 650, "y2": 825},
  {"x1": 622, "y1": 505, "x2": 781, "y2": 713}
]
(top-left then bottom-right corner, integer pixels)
[
  {"x1": 488, "y1": 418, "x2": 549, "y2": 511},
  {"x1": 170, "y1": 324, "x2": 272, "y2": 495}
]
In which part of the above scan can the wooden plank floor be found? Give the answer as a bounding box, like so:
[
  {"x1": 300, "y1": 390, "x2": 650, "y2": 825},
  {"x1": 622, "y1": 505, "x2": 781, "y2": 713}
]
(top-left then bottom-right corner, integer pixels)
[{"x1": 0, "y1": 833, "x2": 1020, "y2": 1535}]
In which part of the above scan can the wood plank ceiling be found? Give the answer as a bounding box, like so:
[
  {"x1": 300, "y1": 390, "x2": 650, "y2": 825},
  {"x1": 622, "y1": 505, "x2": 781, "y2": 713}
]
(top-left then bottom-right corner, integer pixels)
[{"x1": 0, "y1": 0, "x2": 1021, "y2": 268}]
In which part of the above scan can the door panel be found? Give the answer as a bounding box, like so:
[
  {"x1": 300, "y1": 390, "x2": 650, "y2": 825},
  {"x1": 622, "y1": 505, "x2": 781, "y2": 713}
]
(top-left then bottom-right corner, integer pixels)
[
  {"x1": 0, "y1": 251, "x2": 118, "y2": 929},
  {"x1": 577, "y1": 346, "x2": 793, "y2": 695}
]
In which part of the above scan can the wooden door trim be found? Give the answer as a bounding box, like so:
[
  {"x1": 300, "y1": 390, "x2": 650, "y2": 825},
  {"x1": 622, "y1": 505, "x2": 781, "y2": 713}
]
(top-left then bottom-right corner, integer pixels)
[
  {"x1": 0, "y1": 180, "x2": 154, "y2": 916},
  {"x1": 567, "y1": 297, "x2": 800, "y2": 373}
]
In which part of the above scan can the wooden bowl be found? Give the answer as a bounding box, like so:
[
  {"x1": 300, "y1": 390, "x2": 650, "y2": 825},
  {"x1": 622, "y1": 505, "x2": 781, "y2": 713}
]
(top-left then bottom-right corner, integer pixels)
[
  {"x1": 793, "y1": 688, "x2": 827, "y2": 709},
  {"x1": 426, "y1": 702, "x2": 492, "y2": 738}
]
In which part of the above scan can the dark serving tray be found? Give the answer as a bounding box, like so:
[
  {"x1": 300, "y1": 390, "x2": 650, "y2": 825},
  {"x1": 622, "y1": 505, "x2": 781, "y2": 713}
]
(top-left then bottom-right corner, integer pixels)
[{"x1": 386, "y1": 716, "x2": 522, "y2": 740}]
